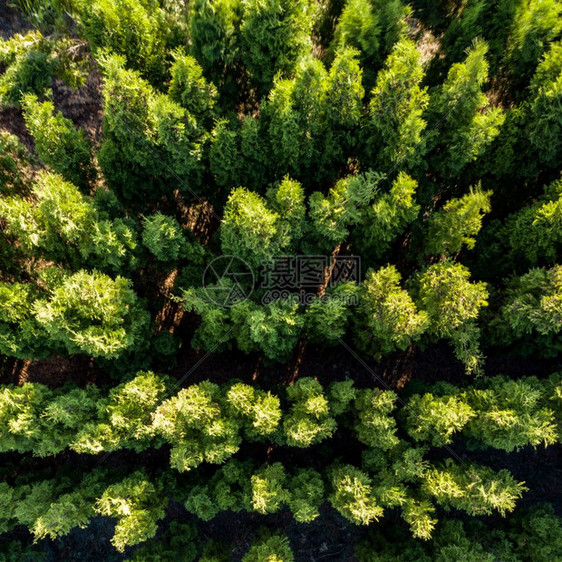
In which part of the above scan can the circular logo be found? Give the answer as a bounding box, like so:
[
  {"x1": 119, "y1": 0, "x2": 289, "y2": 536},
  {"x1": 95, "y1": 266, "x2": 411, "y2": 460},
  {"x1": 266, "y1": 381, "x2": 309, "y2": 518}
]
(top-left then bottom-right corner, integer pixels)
[{"x1": 202, "y1": 256, "x2": 254, "y2": 307}]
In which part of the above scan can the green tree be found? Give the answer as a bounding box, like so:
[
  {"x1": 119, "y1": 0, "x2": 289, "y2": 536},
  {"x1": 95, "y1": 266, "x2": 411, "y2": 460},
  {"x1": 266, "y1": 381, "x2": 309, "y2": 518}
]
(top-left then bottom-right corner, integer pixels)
[
  {"x1": 427, "y1": 40, "x2": 504, "y2": 177},
  {"x1": 78, "y1": 0, "x2": 168, "y2": 82},
  {"x1": 405, "y1": 393, "x2": 476, "y2": 447},
  {"x1": 357, "y1": 172, "x2": 420, "y2": 260},
  {"x1": 366, "y1": 38, "x2": 429, "y2": 171},
  {"x1": 95, "y1": 471, "x2": 168, "y2": 552},
  {"x1": 142, "y1": 213, "x2": 185, "y2": 264},
  {"x1": 527, "y1": 41, "x2": 562, "y2": 168},
  {"x1": 22, "y1": 94, "x2": 94, "y2": 191},
  {"x1": 240, "y1": 0, "x2": 312, "y2": 94},
  {"x1": 283, "y1": 378, "x2": 337, "y2": 447},
  {"x1": 33, "y1": 269, "x2": 149, "y2": 359},
  {"x1": 221, "y1": 187, "x2": 288, "y2": 269},
  {"x1": 329, "y1": 464, "x2": 384, "y2": 525},
  {"x1": 416, "y1": 261, "x2": 488, "y2": 373},
  {"x1": 168, "y1": 52, "x2": 218, "y2": 125},
  {"x1": 152, "y1": 381, "x2": 242, "y2": 471},
  {"x1": 243, "y1": 530, "x2": 294, "y2": 562},
  {"x1": 354, "y1": 389, "x2": 400, "y2": 450},
  {"x1": 424, "y1": 187, "x2": 492, "y2": 258},
  {"x1": 354, "y1": 266, "x2": 428, "y2": 358},
  {"x1": 98, "y1": 55, "x2": 205, "y2": 203}
]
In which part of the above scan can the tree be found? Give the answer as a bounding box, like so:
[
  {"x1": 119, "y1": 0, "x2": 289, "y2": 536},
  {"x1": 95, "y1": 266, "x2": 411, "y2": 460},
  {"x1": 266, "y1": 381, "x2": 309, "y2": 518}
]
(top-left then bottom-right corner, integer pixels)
[
  {"x1": 527, "y1": 42, "x2": 562, "y2": 168},
  {"x1": 354, "y1": 266, "x2": 428, "y2": 358},
  {"x1": 354, "y1": 389, "x2": 400, "y2": 450},
  {"x1": 78, "y1": 0, "x2": 168, "y2": 82},
  {"x1": 405, "y1": 394, "x2": 475, "y2": 447},
  {"x1": 97, "y1": 55, "x2": 205, "y2": 203},
  {"x1": 225, "y1": 382, "x2": 282, "y2": 440},
  {"x1": 188, "y1": 0, "x2": 241, "y2": 97},
  {"x1": 504, "y1": 179, "x2": 562, "y2": 267},
  {"x1": 152, "y1": 381, "x2": 242, "y2": 471},
  {"x1": 366, "y1": 38, "x2": 430, "y2": 171},
  {"x1": 168, "y1": 52, "x2": 218, "y2": 125},
  {"x1": 424, "y1": 187, "x2": 492, "y2": 258},
  {"x1": 231, "y1": 299, "x2": 304, "y2": 363},
  {"x1": 504, "y1": 0, "x2": 562, "y2": 89},
  {"x1": 329, "y1": 464, "x2": 384, "y2": 525},
  {"x1": 95, "y1": 471, "x2": 167, "y2": 552},
  {"x1": 282, "y1": 378, "x2": 337, "y2": 447},
  {"x1": 243, "y1": 530, "x2": 294, "y2": 562},
  {"x1": 422, "y1": 460, "x2": 526, "y2": 516},
  {"x1": 356, "y1": 172, "x2": 420, "y2": 260},
  {"x1": 22, "y1": 94, "x2": 94, "y2": 191},
  {"x1": 287, "y1": 469, "x2": 324, "y2": 522},
  {"x1": 240, "y1": 0, "x2": 313, "y2": 95},
  {"x1": 33, "y1": 269, "x2": 149, "y2": 359},
  {"x1": 72, "y1": 371, "x2": 169, "y2": 454},
  {"x1": 0, "y1": 172, "x2": 137, "y2": 272},
  {"x1": 142, "y1": 213, "x2": 185, "y2": 264},
  {"x1": 308, "y1": 172, "x2": 381, "y2": 253},
  {"x1": 427, "y1": 40, "x2": 504, "y2": 177},
  {"x1": 220, "y1": 187, "x2": 288, "y2": 269},
  {"x1": 463, "y1": 376, "x2": 558, "y2": 452},
  {"x1": 493, "y1": 265, "x2": 562, "y2": 356},
  {"x1": 416, "y1": 261, "x2": 488, "y2": 373}
]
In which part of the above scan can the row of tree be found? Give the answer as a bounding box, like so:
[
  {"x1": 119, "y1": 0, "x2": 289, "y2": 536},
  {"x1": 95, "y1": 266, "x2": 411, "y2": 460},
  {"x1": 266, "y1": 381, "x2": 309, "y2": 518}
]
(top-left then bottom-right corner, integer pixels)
[{"x1": 1, "y1": 373, "x2": 559, "y2": 461}]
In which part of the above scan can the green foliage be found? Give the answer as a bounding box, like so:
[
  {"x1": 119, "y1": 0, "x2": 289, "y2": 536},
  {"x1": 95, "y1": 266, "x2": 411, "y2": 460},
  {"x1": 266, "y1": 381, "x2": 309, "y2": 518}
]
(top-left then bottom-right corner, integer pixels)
[
  {"x1": 248, "y1": 463, "x2": 290, "y2": 514},
  {"x1": 98, "y1": 55, "x2": 205, "y2": 203},
  {"x1": 463, "y1": 376, "x2": 558, "y2": 452},
  {"x1": 493, "y1": 265, "x2": 562, "y2": 356},
  {"x1": 416, "y1": 261, "x2": 488, "y2": 373},
  {"x1": 0, "y1": 281, "x2": 53, "y2": 359},
  {"x1": 329, "y1": 464, "x2": 384, "y2": 525},
  {"x1": 505, "y1": 0, "x2": 562, "y2": 87},
  {"x1": 423, "y1": 460, "x2": 526, "y2": 516},
  {"x1": 428, "y1": 39, "x2": 504, "y2": 176},
  {"x1": 240, "y1": 0, "x2": 312, "y2": 94},
  {"x1": 0, "y1": 131, "x2": 35, "y2": 195},
  {"x1": 308, "y1": 172, "x2": 381, "y2": 252},
  {"x1": 367, "y1": 38, "x2": 429, "y2": 170},
  {"x1": 0, "y1": 171, "x2": 137, "y2": 272},
  {"x1": 354, "y1": 266, "x2": 428, "y2": 358},
  {"x1": 188, "y1": 0, "x2": 241, "y2": 95},
  {"x1": 503, "y1": 180, "x2": 562, "y2": 266},
  {"x1": 78, "y1": 0, "x2": 168, "y2": 82},
  {"x1": 242, "y1": 530, "x2": 294, "y2": 562},
  {"x1": 226, "y1": 382, "x2": 282, "y2": 440},
  {"x1": 406, "y1": 394, "x2": 475, "y2": 446},
  {"x1": 221, "y1": 187, "x2": 288, "y2": 269},
  {"x1": 33, "y1": 269, "x2": 149, "y2": 358},
  {"x1": 424, "y1": 187, "x2": 492, "y2": 258},
  {"x1": 287, "y1": 468, "x2": 324, "y2": 522},
  {"x1": 357, "y1": 172, "x2": 420, "y2": 259},
  {"x1": 153, "y1": 381, "x2": 242, "y2": 471},
  {"x1": 0, "y1": 32, "x2": 85, "y2": 107},
  {"x1": 95, "y1": 471, "x2": 167, "y2": 552},
  {"x1": 283, "y1": 378, "x2": 337, "y2": 447},
  {"x1": 528, "y1": 41, "x2": 562, "y2": 167},
  {"x1": 142, "y1": 213, "x2": 185, "y2": 263},
  {"x1": 231, "y1": 299, "x2": 304, "y2": 362},
  {"x1": 22, "y1": 94, "x2": 94, "y2": 191},
  {"x1": 354, "y1": 389, "x2": 399, "y2": 450},
  {"x1": 168, "y1": 52, "x2": 218, "y2": 124},
  {"x1": 73, "y1": 371, "x2": 169, "y2": 453}
]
